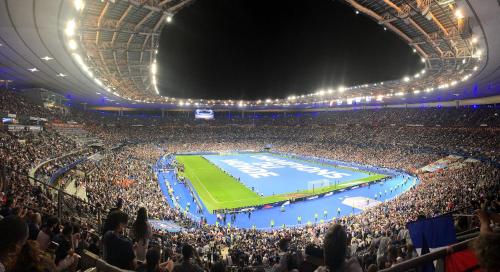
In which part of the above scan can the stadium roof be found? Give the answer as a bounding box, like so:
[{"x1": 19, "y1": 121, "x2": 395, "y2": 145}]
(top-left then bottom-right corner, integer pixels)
[{"x1": 0, "y1": 0, "x2": 499, "y2": 110}]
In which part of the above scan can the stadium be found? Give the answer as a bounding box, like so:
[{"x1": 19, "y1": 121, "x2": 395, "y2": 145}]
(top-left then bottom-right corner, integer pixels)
[{"x1": 0, "y1": 0, "x2": 499, "y2": 272}]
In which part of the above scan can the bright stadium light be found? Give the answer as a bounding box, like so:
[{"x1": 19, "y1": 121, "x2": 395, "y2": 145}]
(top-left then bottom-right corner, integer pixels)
[
  {"x1": 471, "y1": 37, "x2": 478, "y2": 44},
  {"x1": 68, "y1": 39, "x2": 78, "y2": 50},
  {"x1": 74, "y1": 0, "x2": 85, "y2": 11},
  {"x1": 475, "y1": 49, "x2": 482, "y2": 58},
  {"x1": 338, "y1": 86, "x2": 345, "y2": 93},
  {"x1": 403, "y1": 76, "x2": 410, "y2": 82},
  {"x1": 454, "y1": 9, "x2": 464, "y2": 20},
  {"x1": 166, "y1": 15, "x2": 173, "y2": 23},
  {"x1": 151, "y1": 63, "x2": 157, "y2": 75},
  {"x1": 65, "y1": 19, "x2": 76, "y2": 37}
]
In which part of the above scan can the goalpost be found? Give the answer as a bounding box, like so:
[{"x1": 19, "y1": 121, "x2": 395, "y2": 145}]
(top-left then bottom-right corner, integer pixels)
[{"x1": 307, "y1": 179, "x2": 333, "y2": 192}]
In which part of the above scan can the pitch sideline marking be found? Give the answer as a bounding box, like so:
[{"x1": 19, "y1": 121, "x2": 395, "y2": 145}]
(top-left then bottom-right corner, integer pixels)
[{"x1": 186, "y1": 167, "x2": 221, "y2": 205}]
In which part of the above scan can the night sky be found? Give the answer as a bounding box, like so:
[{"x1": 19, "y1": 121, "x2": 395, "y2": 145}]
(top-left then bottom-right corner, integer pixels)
[{"x1": 157, "y1": 0, "x2": 422, "y2": 100}]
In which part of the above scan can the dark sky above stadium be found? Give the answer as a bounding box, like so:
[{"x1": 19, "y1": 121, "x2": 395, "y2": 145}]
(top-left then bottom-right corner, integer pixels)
[{"x1": 158, "y1": 0, "x2": 422, "y2": 100}]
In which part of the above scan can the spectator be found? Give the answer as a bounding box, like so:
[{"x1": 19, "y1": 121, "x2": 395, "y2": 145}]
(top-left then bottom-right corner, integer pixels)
[
  {"x1": 36, "y1": 216, "x2": 59, "y2": 251},
  {"x1": 102, "y1": 210, "x2": 136, "y2": 270},
  {"x1": 132, "y1": 207, "x2": 153, "y2": 263},
  {"x1": 27, "y1": 212, "x2": 42, "y2": 240},
  {"x1": 473, "y1": 210, "x2": 500, "y2": 271},
  {"x1": 298, "y1": 244, "x2": 323, "y2": 272},
  {"x1": 172, "y1": 244, "x2": 203, "y2": 272},
  {"x1": 53, "y1": 222, "x2": 79, "y2": 271},
  {"x1": 319, "y1": 224, "x2": 362, "y2": 272},
  {"x1": 0, "y1": 216, "x2": 29, "y2": 272},
  {"x1": 10, "y1": 240, "x2": 55, "y2": 272}
]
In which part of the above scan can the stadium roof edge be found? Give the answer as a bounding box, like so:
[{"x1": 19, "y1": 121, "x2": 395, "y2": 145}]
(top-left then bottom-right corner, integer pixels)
[{"x1": 0, "y1": 0, "x2": 499, "y2": 109}]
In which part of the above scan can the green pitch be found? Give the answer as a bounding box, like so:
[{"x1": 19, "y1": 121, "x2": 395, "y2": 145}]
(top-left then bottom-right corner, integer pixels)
[{"x1": 176, "y1": 155, "x2": 386, "y2": 213}]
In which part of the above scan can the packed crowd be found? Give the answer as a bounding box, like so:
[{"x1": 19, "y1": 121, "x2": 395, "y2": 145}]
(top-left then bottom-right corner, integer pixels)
[{"x1": 0, "y1": 88, "x2": 499, "y2": 272}]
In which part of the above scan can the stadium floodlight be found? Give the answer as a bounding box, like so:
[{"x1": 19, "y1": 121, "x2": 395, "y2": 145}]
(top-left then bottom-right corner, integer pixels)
[
  {"x1": 412, "y1": 48, "x2": 417, "y2": 53},
  {"x1": 338, "y1": 86, "x2": 345, "y2": 93},
  {"x1": 265, "y1": 98, "x2": 272, "y2": 103},
  {"x1": 471, "y1": 37, "x2": 478, "y2": 44},
  {"x1": 65, "y1": 19, "x2": 76, "y2": 37},
  {"x1": 475, "y1": 49, "x2": 482, "y2": 58},
  {"x1": 166, "y1": 15, "x2": 173, "y2": 23},
  {"x1": 68, "y1": 39, "x2": 78, "y2": 50},
  {"x1": 327, "y1": 88, "x2": 333, "y2": 94},
  {"x1": 74, "y1": 0, "x2": 85, "y2": 11},
  {"x1": 454, "y1": 9, "x2": 464, "y2": 20},
  {"x1": 473, "y1": 66, "x2": 478, "y2": 71},
  {"x1": 421, "y1": 57, "x2": 426, "y2": 63},
  {"x1": 151, "y1": 63, "x2": 157, "y2": 75},
  {"x1": 403, "y1": 76, "x2": 410, "y2": 82},
  {"x1": 421, "y1": 69, "x2": 426, "y2": 74},
  {"x1": 395, "y1": 92, "x2": 404, "y2": 96},
  {"x1": 413, "y1": 90, "x2": 420, "y2": 94}
]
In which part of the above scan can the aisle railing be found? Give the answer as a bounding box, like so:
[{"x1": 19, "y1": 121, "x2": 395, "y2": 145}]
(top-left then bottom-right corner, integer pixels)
[{"x1": 0, "y1": 165, "x2": 102, "y2": 230}]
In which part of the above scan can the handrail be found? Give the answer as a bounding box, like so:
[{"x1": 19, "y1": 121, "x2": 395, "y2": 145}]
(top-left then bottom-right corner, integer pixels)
[
  {"x1": 380, "y1": 238, "x2": 475, "y2": 272},
  {"x1": 30, "y1": 147, "x2": 88, "y2": 180},
  {"x1": 80, "y1": 250, "x2": 134, "y2": 272},
  {"x1": 1, "y1": 165, "x2": 102, "y2": 221}
]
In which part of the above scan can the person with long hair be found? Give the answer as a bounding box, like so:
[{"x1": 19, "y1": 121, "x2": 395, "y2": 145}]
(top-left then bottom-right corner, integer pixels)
[
  {"x1": 11, "y1": 240, "x2": 56, "y2": 272},
  {"x1": 132, "y1": 207, "x2": 152, "y2": 263},
  {"x1": 0, "y1": 216, "x2": 29, "y2": 272}
]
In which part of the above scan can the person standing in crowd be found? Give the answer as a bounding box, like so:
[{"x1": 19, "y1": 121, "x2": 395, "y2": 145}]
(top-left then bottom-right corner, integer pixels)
[
  {"x1": 132, "y1": 207, "x2": 153, "y2": 263},
  {"x1": 172, "y1": 244, "x2": 203, "y2": 272},
  {"x1": 317, "y1": 224, "x2": 362, "y2": 272},
  {"x1": 36, "y1": 216, "x2": 59, "y2": 251},
  {"x1": 102, "y1": 210, "x2": 137, "y2": 270},
  {"x1": 53, "y1": 222, "x2": 79, "y2": 271}
]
